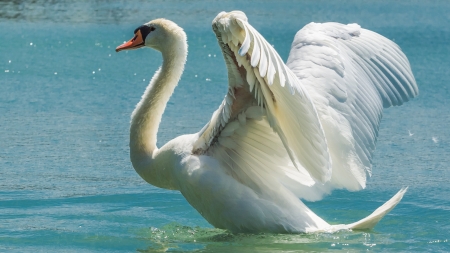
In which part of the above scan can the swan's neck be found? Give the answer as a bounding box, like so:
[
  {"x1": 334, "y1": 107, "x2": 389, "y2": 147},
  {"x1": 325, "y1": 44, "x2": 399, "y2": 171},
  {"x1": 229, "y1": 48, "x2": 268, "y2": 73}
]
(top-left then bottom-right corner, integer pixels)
[{"x1": 130, "y1": 39, "x2": 187, "y2": 189}]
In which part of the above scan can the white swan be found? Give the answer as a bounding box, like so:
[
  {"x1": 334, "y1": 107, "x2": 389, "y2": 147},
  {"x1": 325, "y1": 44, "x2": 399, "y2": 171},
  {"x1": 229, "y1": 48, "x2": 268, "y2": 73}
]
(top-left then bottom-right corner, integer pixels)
[{"x1": 115, "y1": 11, "x2": 417, "y2": 233}]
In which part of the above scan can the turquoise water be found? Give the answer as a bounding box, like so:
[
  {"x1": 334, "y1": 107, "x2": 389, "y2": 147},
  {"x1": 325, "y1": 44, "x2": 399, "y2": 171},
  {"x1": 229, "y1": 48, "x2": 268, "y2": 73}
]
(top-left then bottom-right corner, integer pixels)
[{"x1": 1, "y1": 0, "x2": 449, "y2": 252}]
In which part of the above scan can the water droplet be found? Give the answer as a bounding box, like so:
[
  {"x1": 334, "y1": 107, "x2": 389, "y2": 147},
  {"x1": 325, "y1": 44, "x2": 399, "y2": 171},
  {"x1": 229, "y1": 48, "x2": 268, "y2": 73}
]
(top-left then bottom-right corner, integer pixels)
[
  {"x1": 195, "y1": 75, "x2": 197, "y2": 77},
  {"x1": 108, "y1": 54, "x2": 111, "y2": 57},
  {"x1": 143, "y1": 79, "x2": 145, "y2": 81},
  {"x1": 213, "y1": 54, "x2": 216, "y2": 57},
  {"x1": 134, "y1": 73, "x2": 137, "y2": 76},
  {"x1": 98, "y1": 68, "x2": 101, "y2": 71},
  {"x1": 5, "y1": 70, "x2": 9, "y2": 73},
  {"x1": 206, "y1": 78, "x2": 211, "y2": 81},
  {"x1": 203, "y1": 45, "x2": 206, "y2": 48},
  {"x1": 30, "y1": 42, "x2": 33, "y2": 46},
  {"x1": 54, "y1": 72, "x2": 57, "y2": 75},
  {"x1": 8, "y1": 60, "x2": 11, "y2": 63},
  {"x1": 208, "y1": 54, "x2": 211, "y2": 57}
]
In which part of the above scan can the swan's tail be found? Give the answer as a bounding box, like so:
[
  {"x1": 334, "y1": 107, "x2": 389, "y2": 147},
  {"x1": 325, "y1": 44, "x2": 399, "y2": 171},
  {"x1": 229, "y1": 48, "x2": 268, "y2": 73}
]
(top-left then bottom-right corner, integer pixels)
[{"x1": 331, "y1": 187, "x2": 408, "y2": 231}]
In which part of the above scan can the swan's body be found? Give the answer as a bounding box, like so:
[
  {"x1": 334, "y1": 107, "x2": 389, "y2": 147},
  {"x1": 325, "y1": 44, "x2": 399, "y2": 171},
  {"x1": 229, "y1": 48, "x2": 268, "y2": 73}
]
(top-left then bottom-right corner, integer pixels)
[{"x1": 116, "y1": 11, "x2": 417, "y2": 233}]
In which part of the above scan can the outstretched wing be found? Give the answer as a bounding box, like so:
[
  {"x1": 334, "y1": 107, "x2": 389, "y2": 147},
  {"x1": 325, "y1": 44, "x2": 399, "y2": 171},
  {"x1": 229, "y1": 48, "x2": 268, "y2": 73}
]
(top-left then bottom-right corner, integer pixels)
[
  {"x1": 192, "y1": 11, "x2": 417, "y2": 200},
  {"x1": 193, "y1": 10, "x2": 333, "y2": 193},
  {"x1": 287, "y1": 22, "x2": 418, "y2": 191}
]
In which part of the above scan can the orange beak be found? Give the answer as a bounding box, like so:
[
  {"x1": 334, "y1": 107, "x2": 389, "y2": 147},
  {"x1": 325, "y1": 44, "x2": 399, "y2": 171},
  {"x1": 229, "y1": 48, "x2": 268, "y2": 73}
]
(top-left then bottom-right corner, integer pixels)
[{"x1": 116, "y1": 30, "x2": 145, "y2": 52}]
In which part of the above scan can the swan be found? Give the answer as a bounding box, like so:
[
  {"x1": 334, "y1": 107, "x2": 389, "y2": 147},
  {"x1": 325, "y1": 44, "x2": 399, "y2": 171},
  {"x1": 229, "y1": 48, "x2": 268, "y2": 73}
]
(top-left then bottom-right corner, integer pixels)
[{"x1": 115, "y1": 11, "x2": 417, "y2": 233}]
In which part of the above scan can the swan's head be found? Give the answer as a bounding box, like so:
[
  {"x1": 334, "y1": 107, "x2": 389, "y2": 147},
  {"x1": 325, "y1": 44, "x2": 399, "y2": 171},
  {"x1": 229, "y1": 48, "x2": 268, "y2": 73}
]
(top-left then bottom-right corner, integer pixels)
[{"x1": 116, "y1": 19, "x2": 186, "y2": 53}]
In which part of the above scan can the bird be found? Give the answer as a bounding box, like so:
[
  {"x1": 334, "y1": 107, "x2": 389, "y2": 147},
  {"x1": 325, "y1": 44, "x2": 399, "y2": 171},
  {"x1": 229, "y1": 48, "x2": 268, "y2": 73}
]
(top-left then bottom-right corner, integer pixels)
[{"x1": 115, "y1": 11, "x2": 418, "y2": 233}]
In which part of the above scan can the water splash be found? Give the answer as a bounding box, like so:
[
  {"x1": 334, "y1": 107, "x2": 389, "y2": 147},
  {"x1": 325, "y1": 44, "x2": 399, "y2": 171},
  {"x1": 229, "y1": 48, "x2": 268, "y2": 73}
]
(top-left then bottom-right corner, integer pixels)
[{"x1": 134, "y1": 223, "x2": 392, "y2": 252}]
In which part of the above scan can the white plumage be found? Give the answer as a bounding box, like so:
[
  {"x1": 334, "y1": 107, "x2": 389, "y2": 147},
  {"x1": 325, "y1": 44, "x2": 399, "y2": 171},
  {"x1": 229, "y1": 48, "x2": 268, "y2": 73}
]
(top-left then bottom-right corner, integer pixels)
[{"x1": 116, "y1": 11, "x2": 417, "y2": 233}]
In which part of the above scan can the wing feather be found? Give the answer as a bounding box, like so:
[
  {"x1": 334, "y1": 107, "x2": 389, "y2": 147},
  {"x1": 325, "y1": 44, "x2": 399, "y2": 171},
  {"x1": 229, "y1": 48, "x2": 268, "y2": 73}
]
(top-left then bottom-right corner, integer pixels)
[
  {"x1": 241, "y1": 19, "x2": 332, "y2": 182},
  {"x1": 287, "y1": 22, "x2": 418, "y2": 190},
  {"x1": 196, "y1": 12, "x2": 333, "y2": 186},
  {"x1": 210, "y1": 112, "x2": 323, "y2": 200}
]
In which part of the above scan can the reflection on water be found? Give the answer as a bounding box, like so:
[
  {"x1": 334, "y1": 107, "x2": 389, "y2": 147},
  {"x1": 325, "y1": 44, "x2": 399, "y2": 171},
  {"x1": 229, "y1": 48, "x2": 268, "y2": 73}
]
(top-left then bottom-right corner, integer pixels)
[{"x1": 136, "y1": 223, "x2": 381, "y2": 253}]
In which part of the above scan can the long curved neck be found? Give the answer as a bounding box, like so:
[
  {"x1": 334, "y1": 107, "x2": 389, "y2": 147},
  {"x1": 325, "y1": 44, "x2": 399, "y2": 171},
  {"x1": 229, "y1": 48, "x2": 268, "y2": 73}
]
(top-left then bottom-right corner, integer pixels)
[{"x1": 130, "y1": 38, "x2": 187, "y2": 189}]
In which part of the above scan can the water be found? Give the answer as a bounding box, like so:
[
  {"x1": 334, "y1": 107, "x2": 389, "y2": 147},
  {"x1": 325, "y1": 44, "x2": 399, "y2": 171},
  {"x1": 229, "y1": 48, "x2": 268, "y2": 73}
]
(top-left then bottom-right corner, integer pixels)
[{"x1": 0, "y1": 0, "x2": 449, "y2": 252}]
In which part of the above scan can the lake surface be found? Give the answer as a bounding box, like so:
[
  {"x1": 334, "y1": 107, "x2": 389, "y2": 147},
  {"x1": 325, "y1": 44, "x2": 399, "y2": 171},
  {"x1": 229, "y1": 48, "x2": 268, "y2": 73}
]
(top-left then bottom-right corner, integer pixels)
[{"x1": 1, "y1": 0, "x2": 449, "y2": 252}]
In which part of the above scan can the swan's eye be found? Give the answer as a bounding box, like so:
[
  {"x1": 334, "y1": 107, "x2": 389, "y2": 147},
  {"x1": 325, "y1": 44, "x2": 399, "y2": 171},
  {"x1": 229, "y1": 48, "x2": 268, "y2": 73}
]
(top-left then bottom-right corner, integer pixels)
[{"x1": 139, "y1": 25, "x2": 155, "y2": 40}]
